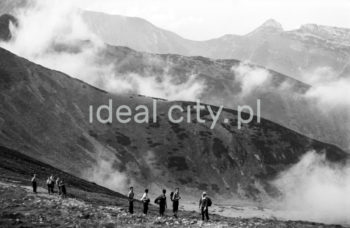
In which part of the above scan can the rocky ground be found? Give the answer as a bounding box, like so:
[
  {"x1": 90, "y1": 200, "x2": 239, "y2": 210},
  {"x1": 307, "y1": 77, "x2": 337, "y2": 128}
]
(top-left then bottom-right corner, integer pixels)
[{"x1": 0, "y1": 180, "x2": 346, "y2": 228}]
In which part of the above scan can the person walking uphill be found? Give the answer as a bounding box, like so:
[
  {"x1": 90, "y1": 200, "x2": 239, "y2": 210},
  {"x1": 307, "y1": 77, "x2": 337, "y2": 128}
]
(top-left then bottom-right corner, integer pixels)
[
  {"x1": 128, "y1": 187, "x2": 134, "y2": 214},
  {"x1": 199, "y1": 192, "x2": 212, "y2": 221},
  {"x1": 155, "y1": 189, "x2": 167, "y2": 216},
  {"x1": 31, "y1": 174, "x2": 37, "y2": 193},
  {"x1": 171, "y1": 188, "x2": 181, "y2": 218},
  {"x1": 59, "y1": 179, "x2": 67, "y2": 198},
  {"x1": 46, "y1": 177, "x2": 51, "y2": 194},
  {"x1": 56, "y1": 177, "x2": 61, "y2": 195},
  {"x1": 140, "y1": 189, "x2": 150, "y2": 215}
]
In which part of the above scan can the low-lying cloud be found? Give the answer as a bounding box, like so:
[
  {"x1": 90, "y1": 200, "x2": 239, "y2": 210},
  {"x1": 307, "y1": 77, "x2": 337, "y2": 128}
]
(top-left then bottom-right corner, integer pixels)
[
  {"x1": 231, "y1": 63, "x2": 272, "y2": 97},
  {"x1": 83, "y1": 154, "x2": 129, "y2": 193},
  {"x1": 271, "y1": 151, "x2": 350, "y2": 225}
]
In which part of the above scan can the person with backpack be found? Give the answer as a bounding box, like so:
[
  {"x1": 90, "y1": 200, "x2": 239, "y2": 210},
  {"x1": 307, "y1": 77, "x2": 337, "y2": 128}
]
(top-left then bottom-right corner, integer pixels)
[
  {"x1": 49, "y1": 175, "x2": 55, "y2": 194},
  {"x1": 31, "y1": 174, "x2": 37, "y2": 193},
  {"x1": 154, "y1": 189, "x2": 167, "y2": 216},
  {"x1": 59, "y1": 179, "x2": 67, "y2": 198},
  {"x1": 46, "y1": 177, "x2": 51, "y2": 194},
  {"x1": 128, "y1": 187, "x2": 134, "y2": 214},
  {"x1": 56, "y1": 177, "x2": 61, "y2": 195},
  {"x1": 199, "y1": 192, "x2": 212, "y2": 221},
  {"x1": 140, "y1": 189, "x2": 150, "y2": 215},
  {"x1": 171, "y1": 188, "x2": 181, "y2": 218}
]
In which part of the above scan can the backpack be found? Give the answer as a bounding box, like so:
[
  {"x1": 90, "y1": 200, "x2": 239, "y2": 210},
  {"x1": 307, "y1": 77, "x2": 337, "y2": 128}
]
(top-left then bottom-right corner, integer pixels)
[
  {"x1": 207, "y1": 197, "x2": 212, "y2": 207},
  {"x1": 154, "y1": 196, "x2": 161, "y2": 204},
  {"x1": 170, "y1": 192, "x2": 174, "y2": 201}
]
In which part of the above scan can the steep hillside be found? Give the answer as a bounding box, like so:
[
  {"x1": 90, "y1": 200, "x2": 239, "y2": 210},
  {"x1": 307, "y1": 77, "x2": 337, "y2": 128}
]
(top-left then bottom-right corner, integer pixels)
[
  {"x1": 0, "y1": 145, "x2": 127, "y2": 201},
  {"x1": 97, "y1": 45, "x2": 350, "y2": 152},
  {"x1": 0, "y1": 47, "x2": 346, "y2": 203}
]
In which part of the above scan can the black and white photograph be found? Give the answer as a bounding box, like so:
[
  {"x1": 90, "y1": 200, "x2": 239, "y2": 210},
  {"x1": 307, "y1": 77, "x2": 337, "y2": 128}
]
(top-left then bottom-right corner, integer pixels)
[{"x1": 0, "y1": 0, "x2": 349, "y2": 227}]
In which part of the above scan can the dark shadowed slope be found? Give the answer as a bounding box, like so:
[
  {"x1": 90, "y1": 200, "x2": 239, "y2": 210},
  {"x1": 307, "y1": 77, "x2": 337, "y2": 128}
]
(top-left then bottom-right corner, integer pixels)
[
  {"x1": 0, "y1": 47, "x2": 347, "y2": 202},
  {"x1": 0, "y1": 145, "x2": 126, "y2": 201}
]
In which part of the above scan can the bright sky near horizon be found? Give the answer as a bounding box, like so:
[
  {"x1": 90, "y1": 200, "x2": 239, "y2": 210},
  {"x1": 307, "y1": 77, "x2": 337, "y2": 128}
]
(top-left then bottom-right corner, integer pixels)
[{"x1": 76, "y1": 0, "x2": 350, "y2": 40}]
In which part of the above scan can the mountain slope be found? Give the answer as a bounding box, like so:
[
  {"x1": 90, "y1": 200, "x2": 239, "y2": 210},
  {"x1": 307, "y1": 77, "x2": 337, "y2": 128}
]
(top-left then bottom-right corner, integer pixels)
[
  {"x1": 0, "y1": 47, "x2": 347, "y2": 203},
  {"x1": 82, "y1": 10, "x2": 196, "y2": 55},
  {"x1": 96, "y1": 45, "x2": 350, "y2": 152}
]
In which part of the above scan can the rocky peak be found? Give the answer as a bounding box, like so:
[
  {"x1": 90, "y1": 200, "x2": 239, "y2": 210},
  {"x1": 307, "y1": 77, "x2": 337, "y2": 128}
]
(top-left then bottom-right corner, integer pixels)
[
  {"x1": 260, "y1": 19, "x2": 283, "y2": 30},
  {"x1": 246, "y1": 19, "x2": 283, "y2": 36}
]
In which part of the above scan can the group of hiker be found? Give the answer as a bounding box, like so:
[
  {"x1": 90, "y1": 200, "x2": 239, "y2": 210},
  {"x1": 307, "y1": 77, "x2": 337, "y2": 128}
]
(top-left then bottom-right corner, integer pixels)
[
  {"x1": 30, "y1": 174, "x2": 67, "y2": 198},
  {"x1": 127, "y1": 187, "x2": 212, "y2": 221}
]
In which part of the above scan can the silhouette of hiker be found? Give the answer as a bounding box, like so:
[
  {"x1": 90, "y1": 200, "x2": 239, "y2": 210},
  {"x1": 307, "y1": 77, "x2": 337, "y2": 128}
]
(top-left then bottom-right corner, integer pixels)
[
  {"x1": 50, "y1": 175, "x2": 55, "y2": 193},
  {"x1": 140, "y1": 189, "x2": 150, "y2": 215},
  {"x1": 155, "y1": 189, "x2": 167, "y2": 216},
  {"x1": 199, "y1": 192, "x2": 211, "y2": 221},
  {"x1": 171, "y1": 188, "x2": 181, "y2": 218},
  {"x1": 56, "y1": 177, "x2": 61, "y2": 195},
  {"x1": 46, "y1": 177, "x2": 51, "y2": 194},
  {"x1": 59, "y1": 179, "x2": 67, "y2": 198},
  {"x1": 128, "y1": 187, "x2": 134, "y2": 214},
  {"x1": 31, "y1": 174, "x2": 37, "y2": 193}
]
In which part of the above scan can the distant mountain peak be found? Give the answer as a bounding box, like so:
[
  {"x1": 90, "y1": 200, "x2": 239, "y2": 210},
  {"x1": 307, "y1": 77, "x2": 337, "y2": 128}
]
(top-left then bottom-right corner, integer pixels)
[
  {"x1": 260, "y1": 19, "x2": 283, "y2": 30},
  {"x1": 246, "y1": 19, "x2": 283, "y2": 36}
]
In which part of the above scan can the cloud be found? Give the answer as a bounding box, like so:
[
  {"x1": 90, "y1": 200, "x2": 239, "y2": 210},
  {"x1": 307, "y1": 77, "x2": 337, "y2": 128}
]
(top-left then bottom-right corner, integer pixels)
[
  {"x1": 104, "y1": 73, "x2": 206, "y2": 101},
  {"x1": 301, "y1": 67, "x2": 350, "y2": 111},
  {"x1": 83, "y1": 156, "x2": 129, "y2": 193},
  {"x1": 271, "y1": 151, "x2": 350, "y2": 225},
  {"x1": 231, "y1": 63, "x2": 272, "y2": 97}
]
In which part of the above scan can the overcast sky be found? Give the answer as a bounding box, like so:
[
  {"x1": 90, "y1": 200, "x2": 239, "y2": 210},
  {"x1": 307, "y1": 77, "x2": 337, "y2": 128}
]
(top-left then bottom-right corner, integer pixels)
[{"x1": 78, "y1": 0, "x2": 350, "y2": 40}]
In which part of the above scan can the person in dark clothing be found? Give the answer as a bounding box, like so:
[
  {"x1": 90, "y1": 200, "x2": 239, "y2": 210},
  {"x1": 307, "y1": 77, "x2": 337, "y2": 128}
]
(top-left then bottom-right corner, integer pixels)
[
  {"x1": 172, "y1": 188, "x2": 181, "y2": 218},
  {"x1": 31, "y1": 174, "x2": 37, "y2": 193},
  {"x1": 128, "y1": 187, "x2": 134, "y2": 214},
  {"x1": 46, "y1": 177, "x2": 51, "y2": 194},
  {"x1": 50, "y1": 175, "x2": 55, "y2": 194},
  {"x1": 59, "y1": 179, "x2": 67, "y2": 198},
  {"x1": 156, "y1": 189, "x2": 167, "y2": 216},
  {"x1": 56, "y1": 177, "x2": 61, "y2": 195},
  {"x1": 199, "y1": 192, "x2": 211, "y2": 221},
  {"x1": 140, "y1": 189, "x2": 150, "y2": 215}
]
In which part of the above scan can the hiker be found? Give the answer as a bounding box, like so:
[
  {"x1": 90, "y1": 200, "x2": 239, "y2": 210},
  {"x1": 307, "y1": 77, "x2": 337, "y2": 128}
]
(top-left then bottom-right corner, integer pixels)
[
  {"x1": 155, "y1": 189, "x2": 167, "y2": 216},
  {"x1": 140, "y1": 188, "x2": 150, "y2": 215},
  {"x1": 59, "y1": 179, "x2": 67, "y2": 198},
  {"x1": 46, "y1": 177, "x2": 51, "y2": 194},
  {"x1": 31, "y1": 174, "x2": 37, "y2": 193},
  {"x1": 171, "y1": 188, "x2": 181, "y2": 218},
  {"x1": 56, "y1": 177, "x2": 61, "y2": 195},
  {"x1": 128, "y1": 187, "x2": 134, "y2": 214},
  {"x1": 50, "y1": 175, "x2": 55, "y2": 193},
  {"x1": 199, "y1": 192, "x2": 212, "y2": 221}
]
